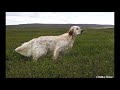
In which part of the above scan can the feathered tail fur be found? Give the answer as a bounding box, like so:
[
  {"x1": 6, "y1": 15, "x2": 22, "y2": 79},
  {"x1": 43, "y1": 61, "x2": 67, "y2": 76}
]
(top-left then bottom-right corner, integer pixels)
[{"x1": 15, "y1": 40, "x2": 33, "y2": 57}]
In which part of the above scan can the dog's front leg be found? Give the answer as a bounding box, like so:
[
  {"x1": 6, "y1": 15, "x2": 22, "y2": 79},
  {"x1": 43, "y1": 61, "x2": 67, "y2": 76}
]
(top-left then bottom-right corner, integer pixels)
[
  {"x1": 53, "y1": 47, "x2": 61, "y2": 60},
  {"x1": 70, "y1": 43, "x2": 73, "y2": 48}
]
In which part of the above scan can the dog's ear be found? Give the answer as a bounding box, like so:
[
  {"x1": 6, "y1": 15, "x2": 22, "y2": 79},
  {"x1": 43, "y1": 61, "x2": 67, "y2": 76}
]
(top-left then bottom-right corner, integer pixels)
[{"x1": 68, "y1": 27, "x2": 74, "y2": 36}]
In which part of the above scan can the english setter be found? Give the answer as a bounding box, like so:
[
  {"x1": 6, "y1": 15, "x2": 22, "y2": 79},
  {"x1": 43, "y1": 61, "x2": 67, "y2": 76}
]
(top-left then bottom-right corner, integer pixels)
[{"x1": 15, "y1": 26, "x2": 83, "y2": 61}]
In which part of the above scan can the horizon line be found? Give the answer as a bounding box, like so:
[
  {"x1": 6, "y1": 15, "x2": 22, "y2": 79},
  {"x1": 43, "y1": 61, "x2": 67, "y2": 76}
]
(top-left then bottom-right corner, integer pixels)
[{"x1": 6, "y1": 23, "x2": 114, "y2": 26}]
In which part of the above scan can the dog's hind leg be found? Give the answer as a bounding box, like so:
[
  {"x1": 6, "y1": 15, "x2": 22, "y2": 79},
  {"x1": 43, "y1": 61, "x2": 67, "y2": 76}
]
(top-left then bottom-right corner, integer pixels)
[{"x1": 32, "y1": 47, "x2": 47, "y2": 61}]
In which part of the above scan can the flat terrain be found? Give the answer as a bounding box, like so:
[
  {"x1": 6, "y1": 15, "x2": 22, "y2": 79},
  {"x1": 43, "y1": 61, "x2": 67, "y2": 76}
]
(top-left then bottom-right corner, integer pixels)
[{"x1": 6, "y1": 28, "x2": 114, "y2": 78}]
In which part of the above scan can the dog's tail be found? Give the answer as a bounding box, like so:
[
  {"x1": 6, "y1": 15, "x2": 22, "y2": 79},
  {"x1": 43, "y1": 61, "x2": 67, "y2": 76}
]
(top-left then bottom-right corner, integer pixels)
[{"x1": 15, "y1": 40, "x2": 33, "y2": 57}]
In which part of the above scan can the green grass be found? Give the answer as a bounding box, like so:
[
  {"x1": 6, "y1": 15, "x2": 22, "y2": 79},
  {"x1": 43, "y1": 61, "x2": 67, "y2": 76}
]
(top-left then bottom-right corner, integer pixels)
[{"x1": 6, "y1": 28, "x2": 114, "y2": 78}]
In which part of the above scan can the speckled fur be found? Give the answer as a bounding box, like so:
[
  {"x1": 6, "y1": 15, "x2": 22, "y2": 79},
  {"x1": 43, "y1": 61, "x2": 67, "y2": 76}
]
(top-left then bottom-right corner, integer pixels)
[{"x1": 15, "y1": 26, "x2": 83, "y2": 61}]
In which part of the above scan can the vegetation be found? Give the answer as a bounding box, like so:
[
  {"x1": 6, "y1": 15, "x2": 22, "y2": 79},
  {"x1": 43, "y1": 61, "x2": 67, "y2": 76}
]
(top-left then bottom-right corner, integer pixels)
[{"x1": 6, "y1": 28, "x2": 114, "y2": 78}]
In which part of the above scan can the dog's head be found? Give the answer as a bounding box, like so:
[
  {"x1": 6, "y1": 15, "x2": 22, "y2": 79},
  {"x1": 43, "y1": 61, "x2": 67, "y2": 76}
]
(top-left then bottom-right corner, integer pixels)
[{"x1": 68, "y1": 26, "x2": 83, "y2": 37}]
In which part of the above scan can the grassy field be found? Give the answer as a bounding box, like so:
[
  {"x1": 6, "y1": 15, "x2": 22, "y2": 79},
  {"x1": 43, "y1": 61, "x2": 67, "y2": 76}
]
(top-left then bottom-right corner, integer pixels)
[{"x1": 6, "y1": 28, "x2": 114, "y2": 78}]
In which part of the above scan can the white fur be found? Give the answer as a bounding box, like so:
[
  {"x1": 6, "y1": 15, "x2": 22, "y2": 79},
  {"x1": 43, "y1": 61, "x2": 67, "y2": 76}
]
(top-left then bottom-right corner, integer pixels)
[{"x1": 15, "y1": 26, "x2": 83, "y2": 61}]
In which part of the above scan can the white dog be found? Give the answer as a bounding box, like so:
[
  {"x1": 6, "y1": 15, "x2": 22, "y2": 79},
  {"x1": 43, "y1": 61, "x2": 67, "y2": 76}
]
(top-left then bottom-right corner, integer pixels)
[{"x1": 15, "y1": 26, "x2": 83, "y2": 61}]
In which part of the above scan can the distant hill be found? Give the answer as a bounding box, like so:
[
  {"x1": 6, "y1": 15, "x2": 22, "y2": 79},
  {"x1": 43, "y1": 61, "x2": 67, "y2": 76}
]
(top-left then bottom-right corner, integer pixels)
[{"x1": 6, "y1": 24, "x2": 114, "y2": 29}]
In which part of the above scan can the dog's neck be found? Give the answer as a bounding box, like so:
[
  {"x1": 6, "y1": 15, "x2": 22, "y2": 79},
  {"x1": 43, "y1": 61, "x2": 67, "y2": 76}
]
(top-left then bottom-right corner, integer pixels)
[
  {"x1": 61, "y1": 33, "x2": 76, "y2": 42},
  {"x1": 68, "y1": 33, "x2": 76, "y2": 40}
]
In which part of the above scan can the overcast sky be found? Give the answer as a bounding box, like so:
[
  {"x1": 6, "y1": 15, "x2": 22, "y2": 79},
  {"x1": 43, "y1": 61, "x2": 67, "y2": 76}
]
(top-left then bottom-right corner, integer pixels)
[{"x1": 6, "y1": 12, "x2": 114, "y2": 25}]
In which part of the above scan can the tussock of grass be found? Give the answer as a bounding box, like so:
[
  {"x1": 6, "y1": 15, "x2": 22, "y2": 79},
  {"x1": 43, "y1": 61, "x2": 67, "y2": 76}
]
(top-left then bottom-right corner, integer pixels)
[{"x1": 6, "y1": 28, "x2": 114, "y2": 78}]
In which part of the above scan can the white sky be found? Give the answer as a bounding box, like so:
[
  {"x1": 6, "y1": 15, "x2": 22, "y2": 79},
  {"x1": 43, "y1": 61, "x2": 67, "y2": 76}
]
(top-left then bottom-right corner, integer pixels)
[{"x1": 6, "y1": 12, "x2": 114, "y2": 25}]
